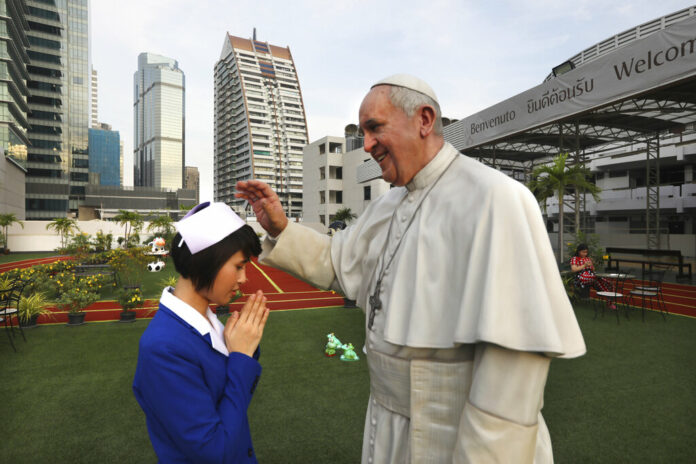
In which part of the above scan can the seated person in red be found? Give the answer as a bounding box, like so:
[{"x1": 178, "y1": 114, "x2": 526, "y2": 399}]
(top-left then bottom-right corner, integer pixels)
[{"x1": 570, "y1": 243, "x2": 614, "y2": 305}]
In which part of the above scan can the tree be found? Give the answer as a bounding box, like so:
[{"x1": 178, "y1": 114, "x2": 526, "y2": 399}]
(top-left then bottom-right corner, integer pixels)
[
  {"x1": 113, "y1": 210, "x2": 143, "y2": 248},
  {"x1": 46, "y1": 217, "x2": 78, "y2": 249},
  {"x1": 147, "y1": 214, "x2": 174, "y2": 239},
  {"x1": 0, "y1": 213, "x2": 23, "y2": 251},
  {"x1": 528, "y1": 152, "x2": 600, "y2": 264},
  {"x1": 332, "y1": 207, "x2": 358, "y2": 225}
]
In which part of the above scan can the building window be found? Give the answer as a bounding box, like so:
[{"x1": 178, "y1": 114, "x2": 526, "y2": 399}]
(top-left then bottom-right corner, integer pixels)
[
  {"x1": 320, "y1": 191, "x2": 325, "y2": 204},
  {"x1": 336, "y1": 167, "x2": 342, "y2": 179},
  {"x1": 319, "y1": 167, "x2": 325, "y2": 180},
  {"x1": 320, "y1": 215, "x2": 325, "y2": 224},
  {"x1": 364, "y1": 186, "x2": 371, "y2": 201},
  {"x1": 335, "y1": 191, "x2": 342, "y2": 204}
]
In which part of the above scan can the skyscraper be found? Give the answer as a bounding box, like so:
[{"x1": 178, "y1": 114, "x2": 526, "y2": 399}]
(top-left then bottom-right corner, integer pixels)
[
  {"x1": 133, "y1": 52, "x2": 185, "y2": 190},
  {"x1": 24, "y1": 0, "x2": 90, "y2": 219},
  {"x1": 0, "y1": 0, "x2": 30, "y2": 165},
  {"x1": 88, "y1": 124, "x2": 120, "y2": 187},
  {"x1": 214, "y1": 33, "x2": 308, "y2": 218},
  {"x1": 90, "y1": 68, "x2": 98, "y2": 128},
  {"x1": 184, "y1": 166, "x2": 199, "y2": 203}
]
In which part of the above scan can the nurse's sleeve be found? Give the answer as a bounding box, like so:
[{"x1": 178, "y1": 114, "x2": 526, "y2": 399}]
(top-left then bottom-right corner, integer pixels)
[
  {"x1": 454, "y1": 343, "x2": 552, "y2": 463},
  {"x1": 135, "y1": 343, "x2": 261, "y2": 463}
]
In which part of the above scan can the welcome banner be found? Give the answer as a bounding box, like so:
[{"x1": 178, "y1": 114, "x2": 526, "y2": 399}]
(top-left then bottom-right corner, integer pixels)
[{"x1": 444, "y1": 14, "x2": 696, "y2": 151}]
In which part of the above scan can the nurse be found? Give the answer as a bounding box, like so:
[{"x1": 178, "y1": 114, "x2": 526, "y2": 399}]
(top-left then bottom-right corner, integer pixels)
[{"x1": 133, "y1": 201, "x2": 269, "y2": 463}]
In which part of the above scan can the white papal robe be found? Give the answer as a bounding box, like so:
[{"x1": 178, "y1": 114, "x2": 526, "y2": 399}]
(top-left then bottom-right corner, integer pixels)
[{"x1": 260, "y1": 142, "x2": 586, "y2": 463}]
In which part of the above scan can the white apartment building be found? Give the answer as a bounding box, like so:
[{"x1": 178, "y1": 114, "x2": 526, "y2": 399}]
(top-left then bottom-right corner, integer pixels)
[
  {"x1": 214, "y1": 34, "x2": 308, "y2": 218},
  {"x1": 133, "y1": 53, "x2": 185, "y2": 191},
  {"x1": 543, "y1": 133, "x2": 696, "y2": 254},
  {"x1": 303, "y1": 134, "x2": 390, "y2": 227}
]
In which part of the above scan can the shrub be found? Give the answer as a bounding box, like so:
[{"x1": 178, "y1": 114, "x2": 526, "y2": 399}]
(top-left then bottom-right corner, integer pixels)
[{"x1": 117, "y1": 287, "x2": 143, "y2": 313}]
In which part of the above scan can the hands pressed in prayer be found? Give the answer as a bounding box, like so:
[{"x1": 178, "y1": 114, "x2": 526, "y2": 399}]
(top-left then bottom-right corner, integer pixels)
[
  {"x1": 224, "y1": 290, "x2": 269, "y2": 357},
  {"x1": 235, "y1": 180, "x2": 289, "y2": 237}
]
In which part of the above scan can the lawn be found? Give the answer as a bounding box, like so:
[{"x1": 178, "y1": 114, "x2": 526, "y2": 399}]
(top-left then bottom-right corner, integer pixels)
[
  {"x1": 1, "y1": 304, "x2": 694, "y2": 463},
  {"x1": 0, "y1": 251, "x2": 59, "y2": 264}
]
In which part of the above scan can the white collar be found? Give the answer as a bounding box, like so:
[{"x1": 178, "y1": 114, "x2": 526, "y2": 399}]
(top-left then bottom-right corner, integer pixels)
[
  {"x1": 406, "y1": 142, "x2": 457, "y2": 192},
  {"x1": 160, "y1": 287, "x2": 229, "y2": 357}
]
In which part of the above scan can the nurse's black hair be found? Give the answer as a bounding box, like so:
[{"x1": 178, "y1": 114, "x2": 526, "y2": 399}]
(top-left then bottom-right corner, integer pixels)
[{"x1": 171, "y1": 225, "x2": 262, "y2": 292}]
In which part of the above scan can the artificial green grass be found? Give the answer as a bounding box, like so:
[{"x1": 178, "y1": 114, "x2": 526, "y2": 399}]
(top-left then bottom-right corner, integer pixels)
[
  {"x1": 1, "y1": 304, "x2": 694, "y2": 463},
  {"x1": 544, "y1": 305, "x2": 696, "y2": 463},
  {"x1": 99, "y1": 255, "x2": 178, "y2": 300}
]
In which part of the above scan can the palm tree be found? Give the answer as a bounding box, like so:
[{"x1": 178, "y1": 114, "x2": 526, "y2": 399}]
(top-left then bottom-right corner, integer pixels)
[
  {"x1": 333, "y1": 207, "x2": 357, "y2": 225},
  {"x1": 528, "y1": 152, "x2": 600, "y2": 263},
  {"x1": 46, "y1": 217, "x2": 78, "y2": 249},
  {"x1": 113, "y1": 210, "x2": 143, "y2": 248},
  {"x1": 0, "y1": 213, "x2": 23, "y2": 251},
  {"x1": 147, "y1": 214, "x2": 174, "y2": 240}
]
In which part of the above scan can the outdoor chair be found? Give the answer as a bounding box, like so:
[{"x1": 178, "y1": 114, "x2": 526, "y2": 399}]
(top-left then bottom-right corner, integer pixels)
[
  {"x1": 0, "y1": 313, "x2": 13, "y2": 352},
  {"x1": 629, "y1": 269, "x2": 667, "y2": 321},
  {"x1": 0, "y1": 278, "x2": 23, "y2": 352},
  {"x1": 594, "y1": 271, "x2": 630, "y2": 324}
]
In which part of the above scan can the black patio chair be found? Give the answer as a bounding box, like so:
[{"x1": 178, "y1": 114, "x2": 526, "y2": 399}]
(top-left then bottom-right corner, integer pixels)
[
  {"x1": 0, "y1": 280, "x2": 22, "y2": 352},
  {"x1": 0, "y1": 275, "x2": 34, "y2": 349},
  {"x1": 629, "y1": 269, "x2": 667, "y2": 321},
  {"x1": 594, "y1": 271, "x2": 630, "y2": 324}
]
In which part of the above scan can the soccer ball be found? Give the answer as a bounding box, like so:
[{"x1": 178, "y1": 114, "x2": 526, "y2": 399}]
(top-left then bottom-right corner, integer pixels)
[{"x1": 147, "y1": 261, "x2": 165, "y2": 272}]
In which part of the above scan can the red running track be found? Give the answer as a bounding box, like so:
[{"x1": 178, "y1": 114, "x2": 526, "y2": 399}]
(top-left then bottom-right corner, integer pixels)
[
  {"x1": 0, "y1": 255, "x2": 71, "y2": 273},
  {"x1": 589, "y1": 279, "x2": 696, "y2": 318},
  {"x1": 3, "y1": 256, "x2": 694, "y2": 323},
  {"x1": 22, "y1": 257, "x2": 345, "y2": 324}
]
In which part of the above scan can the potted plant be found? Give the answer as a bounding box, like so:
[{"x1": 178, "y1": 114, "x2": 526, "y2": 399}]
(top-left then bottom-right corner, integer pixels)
[
  {"x1": 18, "y1": 292, "x2": 53, "y2": 328},
  {"x1": 56, "y1": 280, "x2": 100, "y2": 326},
  {"x1": 117, "y1": 286, "x2": 143, "y2": 322}
]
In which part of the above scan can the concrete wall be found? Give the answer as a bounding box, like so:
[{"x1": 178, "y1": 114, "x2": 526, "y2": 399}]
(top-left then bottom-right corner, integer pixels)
[{"x1": 4, "y1": 219, "x2": 330, "y2": 252}]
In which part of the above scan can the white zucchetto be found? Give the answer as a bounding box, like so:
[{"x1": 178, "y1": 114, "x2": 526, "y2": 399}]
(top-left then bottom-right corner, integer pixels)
[{"x1": 372, "y1": 74, "x2": 439, "y2": 104}]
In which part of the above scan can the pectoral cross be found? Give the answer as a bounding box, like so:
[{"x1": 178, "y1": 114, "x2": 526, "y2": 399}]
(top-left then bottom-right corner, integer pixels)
[{"x1": 368, "y1": 280, "x2": 382, "y2": 330}]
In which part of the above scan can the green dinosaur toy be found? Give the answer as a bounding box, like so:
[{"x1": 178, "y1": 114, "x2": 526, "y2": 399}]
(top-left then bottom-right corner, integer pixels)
[
  {"x1": 325, "y1": 333, "x2": 342, "y2": 357},
  {"x1": 340, "y1": 342, "x2": 360, "y2": 362}
]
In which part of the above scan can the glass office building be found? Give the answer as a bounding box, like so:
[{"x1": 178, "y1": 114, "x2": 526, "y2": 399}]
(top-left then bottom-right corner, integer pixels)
[
  {"x1": 133, "y1": 52, "x2": 185, "y2": 190},
  {"x1": 0, "y1": 0, "x2": 30, "y2": 167},
  {"x1": 24, "y1": 0, "x2": 90, "y2": 218},
  {"x1": 88, "y1": 126, "x2": 119, "y2": 186},
  {"x1": 214, "y1": 34, "x2": 308, "y2": 218}
]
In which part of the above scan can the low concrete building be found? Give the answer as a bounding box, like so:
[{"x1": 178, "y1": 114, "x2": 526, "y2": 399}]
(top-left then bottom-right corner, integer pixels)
[
  {"x1": 81, "y1": 185, "x2": 197, "y2": 220},
  {"x1": 1, "y1": 151, "x2": 27, "y2": 219},
  {"x1": 303, "y1": 135, "x2": 389, "y2": 227}
]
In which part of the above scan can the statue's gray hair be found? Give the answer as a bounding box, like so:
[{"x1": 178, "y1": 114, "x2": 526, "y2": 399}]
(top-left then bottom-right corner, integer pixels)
[{"x1": 388, "y1": 86, "x2": 443, "y2": 136}]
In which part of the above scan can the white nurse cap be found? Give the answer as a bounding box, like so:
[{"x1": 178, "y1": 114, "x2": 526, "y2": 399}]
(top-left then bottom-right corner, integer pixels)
[{"x1": 174, "y1": 202, "x2": 245, "y2": 254}]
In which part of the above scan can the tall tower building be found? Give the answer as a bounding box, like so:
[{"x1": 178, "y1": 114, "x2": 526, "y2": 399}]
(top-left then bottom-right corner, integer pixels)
[
  {"x1": 25, "y1": 0, "x2": 90, "y2": 218},
  {"x1": 184, "y1": 165, "x2": 199, "y2": 203},
  {"x1": 0, "y1": 0, "x2": 30, "y2": 164},
  {"x1": 214, "y1": 33, "x2": 308, "y2": 218},
  {"x1": 90, "y1": 68, "x2": 98, "y2": 127},
  {"x1": 88, "y1": 123, "x2": 120, "y2": 186},
  {"x1": 133, "y1": 52, "x2": 185, "y2": 190}
]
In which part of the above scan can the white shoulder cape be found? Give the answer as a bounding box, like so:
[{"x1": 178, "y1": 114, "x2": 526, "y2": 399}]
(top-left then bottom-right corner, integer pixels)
[{"x1": 262, "y1": 143, "x2": 586, "y2": 359}]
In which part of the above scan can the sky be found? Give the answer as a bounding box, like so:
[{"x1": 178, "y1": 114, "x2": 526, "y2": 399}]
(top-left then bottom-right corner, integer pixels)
[{"x1": 90, "y1": 0, "x2": 696, "y2": 202}]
